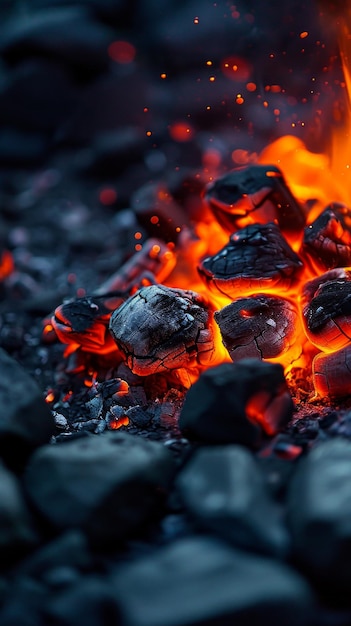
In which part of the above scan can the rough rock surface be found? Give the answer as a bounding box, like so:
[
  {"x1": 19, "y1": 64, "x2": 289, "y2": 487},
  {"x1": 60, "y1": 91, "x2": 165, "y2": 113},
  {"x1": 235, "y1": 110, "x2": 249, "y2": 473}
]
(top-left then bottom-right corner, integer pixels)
[{"x1": 24, "y1": 431, "x2": 175, "y2": 545}]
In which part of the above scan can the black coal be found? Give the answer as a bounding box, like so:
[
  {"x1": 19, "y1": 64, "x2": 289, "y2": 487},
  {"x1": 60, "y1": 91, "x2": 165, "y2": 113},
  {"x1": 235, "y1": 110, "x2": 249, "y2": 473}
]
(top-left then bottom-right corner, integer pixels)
[{"x1": 1, "y1": 1, "x2": 351, "y2": 625}]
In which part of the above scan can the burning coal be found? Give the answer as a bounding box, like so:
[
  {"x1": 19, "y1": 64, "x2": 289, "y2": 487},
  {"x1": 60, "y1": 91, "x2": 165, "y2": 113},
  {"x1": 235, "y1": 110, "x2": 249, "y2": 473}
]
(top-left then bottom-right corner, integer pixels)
[
  {"x1": 37, "y1": 16, "x2": 351, "y2": 407},
  {"x1": 45, "y1": 142, "x2": 351, "y2": 403}
]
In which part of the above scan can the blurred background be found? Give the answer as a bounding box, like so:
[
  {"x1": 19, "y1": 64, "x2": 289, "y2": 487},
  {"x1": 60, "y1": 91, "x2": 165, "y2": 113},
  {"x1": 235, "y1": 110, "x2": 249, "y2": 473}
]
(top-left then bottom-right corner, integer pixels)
[
  {"x1": 0, "y1": 0, "x2": 347, "y2": 331},
  {"x1": 0, "y1": 0, "x2": 344, "y2": 173}
]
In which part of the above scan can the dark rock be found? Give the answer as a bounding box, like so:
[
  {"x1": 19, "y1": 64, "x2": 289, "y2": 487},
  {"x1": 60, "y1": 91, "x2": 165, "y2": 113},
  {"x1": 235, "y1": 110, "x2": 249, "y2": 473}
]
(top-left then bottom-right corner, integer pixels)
[
  {"x1": 176, "y1": 445, "x2": 289, "y2": 558},
  {"x1": 0, "y1": 7, "x2": 114, "y2": 78},
  {"x1": 179, "y1": 360, "x2": 294, "y2": 447},
  {"x1": 17, "y1": 531, "x2": 91, "y2": 582},
  {"x1": 112, "y1": 535, "x2": 315, "y2": 626},
  {"x1": 0, "y1": 347, "x2": 55, "y2": 468},
  {"x1": 288, "y1": 438, "x2": 351, "y2": 598},
  {"x1": 24, "y1": 431, "x2": 176, "y2": 545},
  {"x1": 0, "y1": 577, "x2": 47, "y2": 626},
  {"x1": 47, "y1": 576, "x2": 120, "y2": 626},
  {"x1": 0, "y1": 460, "x2": 37, "y2": 559}
]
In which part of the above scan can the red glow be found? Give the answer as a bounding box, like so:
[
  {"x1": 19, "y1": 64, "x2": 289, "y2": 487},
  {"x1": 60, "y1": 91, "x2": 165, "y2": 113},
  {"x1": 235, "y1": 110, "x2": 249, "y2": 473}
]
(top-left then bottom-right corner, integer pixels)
[
  {"x1": 109, "y1": 416, "x2": 129, "y2": 429},
  {"x1": 99, "y1": 188, "x2": 117, "y2": 205},
  {"x1": 0, "y1": 250, "x2": 14, "y2": 280},
  {"x1": 45, "y1": 391, "x2": 55, "y2": 403},
  {"x1": 246, "y1": 82, "x2": 257, "y2": 92},
  {"x1": 108, "y1": 40, "x2": 136, "y2": 64},
  {"x1": 221, "y1": 56, "x2": 251, "y2": 81},
  {"x1": 169, "y1": 122, "x2": 194, "y2": 142}
]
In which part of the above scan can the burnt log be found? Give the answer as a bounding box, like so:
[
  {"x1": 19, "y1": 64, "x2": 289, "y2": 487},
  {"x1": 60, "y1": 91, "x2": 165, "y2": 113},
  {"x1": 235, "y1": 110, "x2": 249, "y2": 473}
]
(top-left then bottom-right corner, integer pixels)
[
  {"x1": 198, "y1": 222, "x2": 303, "y2": 299},
  {"x1": 301, "y1": 268, "x2": 351, "y2": 352},
  {"x1": 179, "y1": 360, "x2": 294, "y2": 447},
  {"x1": 302, "y1": 203, "x2": 351, "y2": 272},
  {"x1": 214, "y1": 294, "x2": 300, "y2": 363},
  {"x1": 312, "y1": 344, "x2": 351, "y2": 399},
  {"x1": 109, "y1": 284, "x2": 216, "y2": 375},
  {"x1": 205, "y1": 164, "x2": 306, "y2": 243},
  {"x1": 50, "y1": 239, "x2": 175, "y2": 354}
]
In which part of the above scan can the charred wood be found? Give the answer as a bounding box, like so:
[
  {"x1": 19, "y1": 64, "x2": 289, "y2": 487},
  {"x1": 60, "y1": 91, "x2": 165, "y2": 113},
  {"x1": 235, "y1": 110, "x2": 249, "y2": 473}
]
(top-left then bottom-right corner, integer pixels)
[
  {"x1": 214, "y1": 294, "x2": 300, "y2": 362},
  {"x1": 179, "y1": 360, "x2": 294, "y2": 447},
  {"x1": 301, "y1": 268, "x2": 351, "y2": 352},
  {"x1": 109, "y1": 284, "x2": 216, "y2": 375},
  {"x1": 198, "y1": 222, "x2": 303, "y2": 299},
  {"x1": 302, "y1": 203, "x2": 351, "y2": 273},
  {"x1": 205, "y1": 164, "x2": 306, "y2": 243},
  {"x1": 50, "y1": 239, "x2": 175, "y2": 354},
  {"x1": 312, "y1": 344, "x2": 351, "y2": 399}
]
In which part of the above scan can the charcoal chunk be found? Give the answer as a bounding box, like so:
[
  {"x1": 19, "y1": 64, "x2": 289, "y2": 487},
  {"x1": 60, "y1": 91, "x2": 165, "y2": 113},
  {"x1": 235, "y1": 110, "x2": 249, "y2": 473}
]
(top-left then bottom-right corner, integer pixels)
[
  {"x1": 205, "y1": 164, "x2": 305, "y2": 241},
  {"x1": 112, "y1": 535, "x2": 315, "y2": 626},
  {"x1": 312, "y1": 344, "x2": 351, "y2": 399},
  {"x1": 0, "y1": 577, "x2": 47, "y2": 626},
  {"x1": 47, "y1": 576, "x2": 120, "y2": 626},
  {"x1": 0, "y1": 348, "x2": 55, "y2": 468},
  {"x1": 0, "y1": 461, "x2": 37, "y2": 559},
  {"x1": 215, "y1": 294, "x2": 300, "y2": 364},
  {"x1": 17, "y1": 531, "x2": 91, "y2": 582},
  {"x1": 288, "y1": 439, "x2": 351, "y2": 597},
  {"x1": 198, "y1": 223, "x2": 303, "y2": 299},
  {"x1": 24, "y1": 431, "x2": 175, "y2": 545},
  {"x1": 303, "y1": 203, "x2": 351, "y2": 272},
  {"x1": 109, "y1": 284, "x2": 216, "y2": 375},
  {"x1": 179, "y1": 359, "x2": 294, "y2": 447},
  {"x1": 176, "y1": 445, "x2": 289, "y2": 557},
  {"x1": 301, "y1": 268, "x2": 351, "y2": 352}
]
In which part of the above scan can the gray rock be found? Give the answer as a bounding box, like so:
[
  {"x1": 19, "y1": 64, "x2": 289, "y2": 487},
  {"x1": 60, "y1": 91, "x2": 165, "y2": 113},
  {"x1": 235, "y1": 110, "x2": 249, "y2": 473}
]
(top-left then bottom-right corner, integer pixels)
[
  {"x1": 0, "y1": 348, "x2": 55, "y2": 468},
  {"x1": 288, "y1": 438, "x2": 351, "y2": 597},
  {"x1": 179, "y1": 359, "x2": 294, "y2": 447},
  {"x1": 0, "y1": 577, "x2": 47, "y2": 626},
  {"x1": 112, "y1": 535, "x2": 315, "y2": 626},
  {"x1": 0, "y1": 461, "x2": 37, "y2": 558},
  {"x1": 24, "y1": 431, "x2": 175, "y2": 545},
  {"x1": 177, "y1": 445, "x2": 289, "y2": 558},
  {"x1": 47, "y1": 576, "x2": 120, "y2": 626},
  {"x1": 17, "y1": 531, "x2": 91, "y2": 582}
]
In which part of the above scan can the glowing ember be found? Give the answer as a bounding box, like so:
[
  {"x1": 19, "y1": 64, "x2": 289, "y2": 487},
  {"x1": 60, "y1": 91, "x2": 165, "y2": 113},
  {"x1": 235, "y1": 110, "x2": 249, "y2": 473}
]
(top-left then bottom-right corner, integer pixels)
[{"x1": 47, "y1": 14, "x2": 351, "y2": 405}]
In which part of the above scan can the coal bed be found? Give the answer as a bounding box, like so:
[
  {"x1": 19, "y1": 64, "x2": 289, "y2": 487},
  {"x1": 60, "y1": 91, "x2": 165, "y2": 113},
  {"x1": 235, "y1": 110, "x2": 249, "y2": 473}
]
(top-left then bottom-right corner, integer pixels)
[{"x1": 1, "y1": 1, "x2": 351, "y2": 625}]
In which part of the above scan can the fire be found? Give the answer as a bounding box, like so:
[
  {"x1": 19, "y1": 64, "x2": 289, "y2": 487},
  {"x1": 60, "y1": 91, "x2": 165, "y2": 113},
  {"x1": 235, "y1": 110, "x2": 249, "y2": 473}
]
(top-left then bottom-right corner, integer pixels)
[{"x1": 46, "y1": 14, "x2": 351, "y2": 405}]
